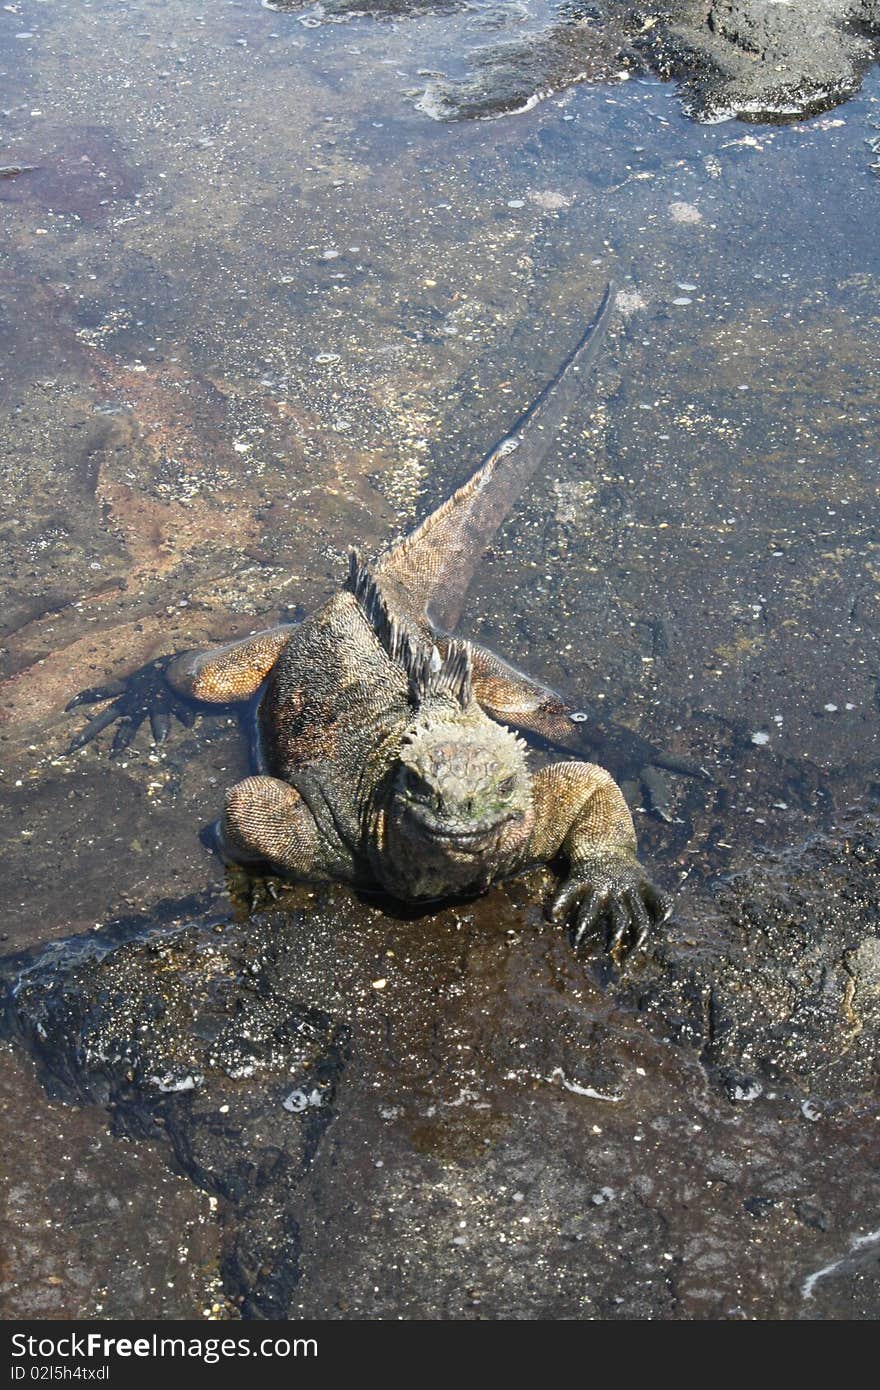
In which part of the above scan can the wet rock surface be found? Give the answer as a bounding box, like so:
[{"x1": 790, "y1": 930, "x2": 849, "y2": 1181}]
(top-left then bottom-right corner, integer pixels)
[
  {"x1": 3, "y1": 804, "x2": 878, "y2": 1318},
  {"x1": 417, "y1": 9, "x2": 632, "y2": 122},
  {"x1": 632, "y1": 813, "x2": 880, "y2": 1102},
  {"x1": 635, "y1": 0, "x2": 880, "y2": 122},
  {"x1": 0, "y1": 1044, "x2": 221, "y2": 1319}
]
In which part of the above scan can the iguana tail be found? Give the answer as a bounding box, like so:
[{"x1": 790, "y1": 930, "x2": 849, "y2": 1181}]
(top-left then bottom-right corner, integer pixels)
[{"x1": 375, "y1": 281, "x2": 617, "y2": 633}]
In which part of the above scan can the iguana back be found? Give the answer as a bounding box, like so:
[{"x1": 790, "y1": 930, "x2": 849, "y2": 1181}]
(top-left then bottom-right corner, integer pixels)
[{"x1": 375, "y1": 282, "x2": 616, "y2": 634}]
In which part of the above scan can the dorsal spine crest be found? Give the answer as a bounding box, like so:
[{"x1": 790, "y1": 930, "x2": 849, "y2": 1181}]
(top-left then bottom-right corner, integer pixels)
[{"x1": 346, "y1": 550, "x2": 473, "y2": 708}]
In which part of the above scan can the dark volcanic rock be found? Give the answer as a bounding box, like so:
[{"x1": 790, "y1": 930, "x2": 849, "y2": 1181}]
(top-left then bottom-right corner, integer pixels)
[
  {"x1": 407, "y1": 1, "x2": 880, "y2": 123},
  {"x1": 4, "y1": 907, "x2": 350, "y2": 1318},
  {"x1": 3, "y1": 811, "x2": 878, "y2": 1318},
  {"x1": 636, "y1": 0, "x2": 880, "y2": 122},
  {"x1": 418, "y1": 13, "x2": 631, "y2": 121},
  {"x1": 631, "y1": 813, "x2": 880, "y2": 1102}
]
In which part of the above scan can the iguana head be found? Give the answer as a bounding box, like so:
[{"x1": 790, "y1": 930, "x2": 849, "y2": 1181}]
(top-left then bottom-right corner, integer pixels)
[
  {"x1": 396, "y1": 706, "x2": 530, "y2": 840},
  {"x1": 386, "y1": 644, "x2": 534, "y2": 896}
]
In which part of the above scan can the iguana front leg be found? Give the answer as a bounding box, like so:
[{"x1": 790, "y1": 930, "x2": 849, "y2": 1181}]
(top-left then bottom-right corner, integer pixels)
[
  {"x1": 66, "y1": 625, "x2": 295, "y2": 755},
  {"x1": 221, "y1": 775, "x2": 325, "y2": 879},
  {"x1": 527, "y1": 761, "x2": 670, "y2": 959}
]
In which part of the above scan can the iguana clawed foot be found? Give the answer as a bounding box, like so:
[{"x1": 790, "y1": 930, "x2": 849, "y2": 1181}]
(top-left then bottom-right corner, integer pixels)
[
  {"x1": 66, "y1": 657, "x2": 196, "y2": 756},
  {"x1": 224, "y1": 862, "x2": 287, "y2": 915},
  {"x1": 549, "y1": 850, "x2": 671, "y2": 961}
]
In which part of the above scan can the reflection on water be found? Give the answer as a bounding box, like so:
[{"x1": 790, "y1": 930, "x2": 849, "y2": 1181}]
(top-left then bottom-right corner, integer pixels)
[{"x1": 0, "y1": 0, "x2": 878, "y2": 1320}]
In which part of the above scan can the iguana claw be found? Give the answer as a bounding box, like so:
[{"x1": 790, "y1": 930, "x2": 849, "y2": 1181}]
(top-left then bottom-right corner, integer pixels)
[
  {"x1": 66, "y1": 657, "x2": 196, "y2": 756},
  {"x1": 550, "y1": 851, "x2": 671, "y2": 960}
]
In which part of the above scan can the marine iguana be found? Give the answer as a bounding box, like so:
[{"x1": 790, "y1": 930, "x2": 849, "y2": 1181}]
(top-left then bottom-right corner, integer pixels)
[{"x1": 68, "y1": 284, "x2": 678, "y2": 956}]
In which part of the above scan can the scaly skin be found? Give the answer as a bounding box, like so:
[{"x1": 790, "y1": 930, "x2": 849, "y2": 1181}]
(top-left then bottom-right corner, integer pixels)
[{"x1": 68, "y1": 285, "x2": 674, "y2": 958}]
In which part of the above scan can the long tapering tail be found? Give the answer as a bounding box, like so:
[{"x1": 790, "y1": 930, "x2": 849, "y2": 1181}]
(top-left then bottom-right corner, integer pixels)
[{"x1": 375, "y1": 282, "x2": 617, "y2": 633}]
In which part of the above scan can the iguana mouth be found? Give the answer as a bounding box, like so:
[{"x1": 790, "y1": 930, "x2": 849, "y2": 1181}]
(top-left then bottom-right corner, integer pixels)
[{"x1": 410, "y1": 811, "x2": 518, "y2": 846}]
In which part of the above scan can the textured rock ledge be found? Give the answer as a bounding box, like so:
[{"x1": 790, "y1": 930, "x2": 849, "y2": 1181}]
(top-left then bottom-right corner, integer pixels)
[{"x1": 3, "y1": 810, "x2": 877, "y2": 1318}]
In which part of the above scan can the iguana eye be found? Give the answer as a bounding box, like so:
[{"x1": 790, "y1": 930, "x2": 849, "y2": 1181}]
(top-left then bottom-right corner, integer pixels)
[
  {"x1": 402, "y1": 766, "x2": 431, "y2": 798},
  {"x1": 498, "y1": 775, "x2": 516, "y2": 798}
]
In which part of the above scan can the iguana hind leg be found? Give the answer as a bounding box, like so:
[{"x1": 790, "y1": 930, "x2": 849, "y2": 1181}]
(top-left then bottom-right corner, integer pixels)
[
  {"x1": 165, "y1": 625, "x2": 295, "y2": 703},
  {"x1": 67, "y1": 624, "x2": 295, "y2": 755},
  {"x1": 469, "y1": 642, "x2": 577, "y2": 743},
  {"x1": 467, "y1": 640, "x2": 707, "y2": 817}
]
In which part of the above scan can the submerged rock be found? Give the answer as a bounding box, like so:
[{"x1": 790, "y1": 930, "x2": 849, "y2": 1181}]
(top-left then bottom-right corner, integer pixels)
[{"x1": 418, "y1": 14, "x2": 630, "y2": 121}]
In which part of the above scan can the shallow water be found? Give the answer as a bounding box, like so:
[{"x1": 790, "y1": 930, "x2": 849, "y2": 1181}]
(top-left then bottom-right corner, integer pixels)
[{"x1": 1, "y1": 0, "x2": 878, "y2": 1319}]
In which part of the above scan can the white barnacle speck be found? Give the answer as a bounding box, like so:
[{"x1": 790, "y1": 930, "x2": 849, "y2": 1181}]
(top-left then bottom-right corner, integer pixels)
[
  {"x1": 548, "y1": 1067, "x2": 622, "y2": 1102},
  {"x1": 615, "y1": 288, "x2": 647, "y2": 316},
  {"x1": 801, "y1": 1099, "x2": 822, "y2": 1122},
  {"x1": 751, "y1": 731, "x2": 770, "y2": 746},
  {"x1": 528, "y1": 189, "x2": 571, "y2": 211},
  {"x1": 668, "y1": 200, "x2": 702, "y2": 224},
  {"x1": 150, "y1": 1073, "x2": 202, "y2": 1094},
  {"x1": 283, "y1": 1088, "x2": 324, "y2": 1113},
  {"x1": 672, "y1": 296, "x2": 692, "y2": 306},
  {"x1": 731, "y1": 1081, "x2": 763, "y2": 1102},
  {"x1": 824, "y1": 703, "x2": 838, "y2": 713},
  {"x1": 570, "y1": 711, "x2": 588, "y2": 723}
]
